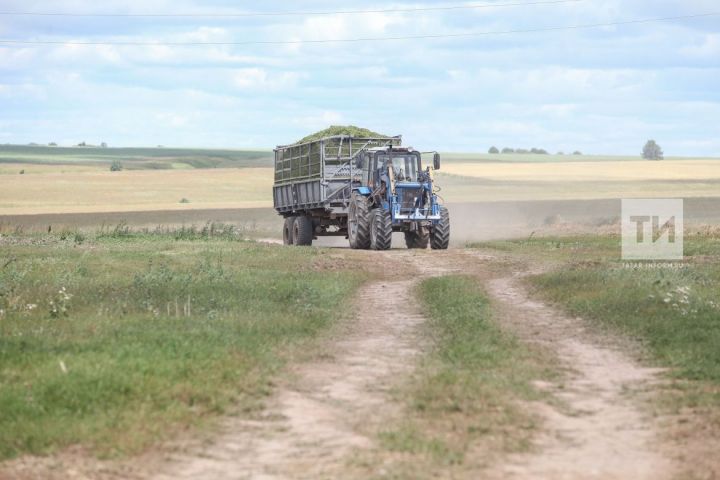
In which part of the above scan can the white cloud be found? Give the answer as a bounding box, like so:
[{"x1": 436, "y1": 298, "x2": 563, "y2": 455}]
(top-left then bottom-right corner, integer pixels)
[
  {"x1": 291, "y1": 111, "x2": 344, "y2": 130},
  {"x1": 681, "y1": 33, "x2": 720, "y2": 59},
  {"x1": 232, "y1": 68, "x2": 303, "y2": 90},
  {"x1": 155, "y1": 112, "x2": 190, "y2": 128}
]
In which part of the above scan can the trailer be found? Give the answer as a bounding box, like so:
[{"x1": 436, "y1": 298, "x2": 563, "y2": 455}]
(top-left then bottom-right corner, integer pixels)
[{"x1": 274, "y1": 134, "x2": 449, "y2": 250}]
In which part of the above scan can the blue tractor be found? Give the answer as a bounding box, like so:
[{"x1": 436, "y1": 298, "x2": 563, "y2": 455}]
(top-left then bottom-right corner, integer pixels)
[
  {"x1": 273, "y1": 135, "x2": 449, "y2": 249},
  {"x1": 348, "y1": 145, "x2": 449, "y2": 250}
]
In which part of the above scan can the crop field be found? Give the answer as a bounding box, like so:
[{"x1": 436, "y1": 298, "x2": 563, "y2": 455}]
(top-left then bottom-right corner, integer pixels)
[
  {"x1": 0, "y1": 145, "x2": 273, "y2": 170},
  {"x1": 2, "y1": 145, "x2": 720, "y2": 479},
  {"x1": 3, "y1": 146, "x2": 720, "y2": 220},
  {"x1": 0, "y1": 167, "x2": 273, "y2": 215}
]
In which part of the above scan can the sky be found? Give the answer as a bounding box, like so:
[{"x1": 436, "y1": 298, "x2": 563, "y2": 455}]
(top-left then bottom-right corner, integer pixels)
[{"x1": 0, "y1": 0, "x2": 718, "y2": 155}]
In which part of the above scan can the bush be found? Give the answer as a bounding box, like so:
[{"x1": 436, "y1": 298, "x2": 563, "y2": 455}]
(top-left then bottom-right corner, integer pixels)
[
  {"x1": 179, "y1": 198, "x2": 190, "y2": 204},
  {"x1": 573, "y1": 151, "x2": 583, "y2": 155},
  {"x1": 110, "y1": 160, "x2": 123, "y2": 172},
  {"x1": 501, "y1": 147, "x2": 515, "y2": 154}
]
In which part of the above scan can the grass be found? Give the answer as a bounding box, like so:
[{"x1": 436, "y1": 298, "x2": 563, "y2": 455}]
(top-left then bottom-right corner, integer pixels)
[
  {"x1": 373, "y1": 276, "x2": 550, "y2": 478},
  {"x1": 473, "y1": 231, "x2": 720, "y2": 419},
  {"x1": 0, "y1": 231, "x2": 364, "y2": 460}
]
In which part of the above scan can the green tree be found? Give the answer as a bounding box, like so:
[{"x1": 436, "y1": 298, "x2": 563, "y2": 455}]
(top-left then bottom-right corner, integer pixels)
[
  {"x1": 642, "y1": 140, "x2": 663, "y2": 160},
  {"x1": 488, "y1": 146, "x2": 499, "y2": 154},
  {"x1": 501, "y1": 147, "x2": 514, "y2": 154}
]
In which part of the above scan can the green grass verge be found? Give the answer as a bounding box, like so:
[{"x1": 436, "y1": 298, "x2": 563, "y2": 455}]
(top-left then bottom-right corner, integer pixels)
[
  {"x1": 0, "y1": 233, "x2": 363, "y2": 460},
  {"x1": 474, "y1": 232, "x2": 720, "y2": 411},
  {"x1": 374, "y1": 276, "x2": 550, "y2": 477}
]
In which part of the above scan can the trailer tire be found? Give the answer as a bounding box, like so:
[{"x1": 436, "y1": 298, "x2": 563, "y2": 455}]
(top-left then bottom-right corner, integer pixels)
[
  {"x1": 370, "y1": 208, "x2": 393, "y2": 251},
  {"x1": 404, "y1": 229, "x2": 429, "y2": 249},
  {"x1": 348, "y1": 192, "x2": 371, "y2": 249},
  {"x1": 293, "y1": 216, "x2": 314, "y2": 246},
  {"x1": 283, "y1": 217, "x2": 295, "y2": 245},
  {"x1": 430, "y1": 207, "x2": 450, "y2": 250}
]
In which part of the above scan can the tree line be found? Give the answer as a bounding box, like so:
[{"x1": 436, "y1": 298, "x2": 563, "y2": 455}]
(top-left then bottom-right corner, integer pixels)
[
  {"x1": 486, "y1": 140, "x2": 665, "y2": 159},
  {"x1": 487, "y1": 146, "x2": 582, "y2": 155}
]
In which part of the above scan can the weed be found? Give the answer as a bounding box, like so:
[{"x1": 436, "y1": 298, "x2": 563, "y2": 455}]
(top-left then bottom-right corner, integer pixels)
[
  {"x1": 374, "y1": 276, "x2": 549, "y2": 477},
  {"x1": 0, "y1": 236, "x2": 364, "y2": 459}
]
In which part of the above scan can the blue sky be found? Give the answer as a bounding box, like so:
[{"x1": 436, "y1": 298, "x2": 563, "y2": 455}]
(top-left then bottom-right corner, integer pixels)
[{"x1": 0, "y1": 1, "x2": 718, "y2": 155}]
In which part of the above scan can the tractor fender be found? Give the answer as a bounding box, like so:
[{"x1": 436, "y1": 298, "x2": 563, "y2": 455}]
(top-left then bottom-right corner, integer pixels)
[{"x1": 353, "y1": 186, "x2": 372, "y2": 196}]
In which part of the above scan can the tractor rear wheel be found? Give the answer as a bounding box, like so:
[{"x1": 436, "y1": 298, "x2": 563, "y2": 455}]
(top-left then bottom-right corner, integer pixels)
[
  {"x1": 283, "y1": 217, "x2": 295, "y2": 245},
  {"x1": 430, "y1": 207, "x2": 450, "y2": 250},
  {"x1": 348, "y1": 192, "x2": 371, "y2": 249},
  {"x1": 370, "y1": 208, "x2": 393, "y2": 250},
  {"x1": 404, "y1": 229, "x2": 429, "y2": 249},
  {"x1": 293, "y1": 215, "x2": 314, "y2": 246}
]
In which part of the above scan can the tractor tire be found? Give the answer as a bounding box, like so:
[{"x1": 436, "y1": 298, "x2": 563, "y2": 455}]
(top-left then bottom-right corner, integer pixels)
[
  {"x1": 283, "y1": 217, "x2": 295, "y2": 245},
  {"x1": 348, "y1": 192, "x2": 371, "y2": 249},
  {"x1": 293, "y1": 215, "x2": 314, "y2": 246},
  {"x1": 430, "y1": 207, "x2": 450, "y2": 250},
  {"x1": 404, "y1": 229, "x2": 429, "y2": 249},
  {"x1": 370, "y1": 208, "x2": 393, "y2": 251}
]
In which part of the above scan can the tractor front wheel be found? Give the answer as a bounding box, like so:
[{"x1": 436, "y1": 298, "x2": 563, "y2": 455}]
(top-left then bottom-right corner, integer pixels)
[
  {"x1": 370, "y1": 209, "x2": 393, "y2": 250},
  {"x1": 430, "y1": 207, "x2": 450, "y2": 250}
]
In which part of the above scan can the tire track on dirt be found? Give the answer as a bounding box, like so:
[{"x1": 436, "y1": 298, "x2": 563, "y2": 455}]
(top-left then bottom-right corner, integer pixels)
[
  {"x1": 147, "y1": 254, "x2": 438, "y2": 480},
  {"x1": 483, "y1": 268, "x2": 674, "y2": 480}
]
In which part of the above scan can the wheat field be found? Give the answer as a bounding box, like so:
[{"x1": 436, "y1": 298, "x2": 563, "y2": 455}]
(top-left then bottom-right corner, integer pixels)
[{"x1": 0, "y1": 167, "x2": 273, "y2": 215}]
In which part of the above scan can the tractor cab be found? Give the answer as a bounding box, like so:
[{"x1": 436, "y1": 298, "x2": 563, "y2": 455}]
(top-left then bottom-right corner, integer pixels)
[
  {"x1": 357, "y1": 147, "x2": 422, "y2": 189},
  {"x1": 354, "y1": 146, "x2": 441, "y2": 223}
]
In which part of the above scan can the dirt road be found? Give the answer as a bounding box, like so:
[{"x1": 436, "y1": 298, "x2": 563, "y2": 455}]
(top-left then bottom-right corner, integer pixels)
[
  {"x1": 147, "y1": 277, "x2": 428, "y2": 479},
  {"x1": 485, "y1": 270, "x2": 672, "y2": 480},
  {"x1": 2, "y1": 249, "x2": 677, "y2": 479},
  {"x1": 138, "y1": 250, "x2": 671, "y2": 479}
]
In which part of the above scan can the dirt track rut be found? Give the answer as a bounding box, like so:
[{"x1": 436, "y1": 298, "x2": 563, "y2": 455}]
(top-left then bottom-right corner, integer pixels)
[
  {"x1": 484, "y1": 269, "x2": 672, "y2": 480},
  {"x1": 149, "y1": 261, "x2": 432, "y2": 479}
]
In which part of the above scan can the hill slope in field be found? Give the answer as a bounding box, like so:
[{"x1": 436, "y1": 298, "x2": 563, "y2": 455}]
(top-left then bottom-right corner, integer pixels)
[{"x1": 0, "y1": 145, "x2": 273, "y2": 171}]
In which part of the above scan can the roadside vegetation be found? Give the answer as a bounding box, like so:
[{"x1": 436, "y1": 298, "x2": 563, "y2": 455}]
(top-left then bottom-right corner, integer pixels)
[
  {"x1": 473, "y1": 230, "x2": 720, "y2": 451},
  {"x1": 0, "y1": 230, "x2": 364, "y2": 460},
  {"x1": 372, "y1": 276, "x2": 552, "y2": 477}
]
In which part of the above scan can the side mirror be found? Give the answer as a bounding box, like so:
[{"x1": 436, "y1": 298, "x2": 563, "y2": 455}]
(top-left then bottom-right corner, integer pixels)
[{"x1": 433, "y1": 153, "x2": 441, "y2": 170}]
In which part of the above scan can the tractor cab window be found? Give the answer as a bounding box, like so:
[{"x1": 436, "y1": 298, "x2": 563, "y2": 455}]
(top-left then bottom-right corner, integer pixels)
[{"x1": 377, "y1": 154, "x2": 420, "y2": 182}]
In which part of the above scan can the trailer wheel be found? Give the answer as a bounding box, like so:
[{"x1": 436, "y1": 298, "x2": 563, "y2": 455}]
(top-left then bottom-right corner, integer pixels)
[
  {"x1": 430, "y1": 207, "x2": 450, "y2": 250},
  {"x1": 370, "y1": 208, "x2": 393, "y2": 251},
  {"x1": 293, "y1": 216, "x2": 314, "y2": 246},
  {"x1": 404, "y1": 229, "x2": 429, "y2": 249},
  {"x1": 283, "y1": 217, "x2": 295, "y2": 245},
  {"x1": 348, "y1": 192, "x2": 371, "y2": 249}
]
